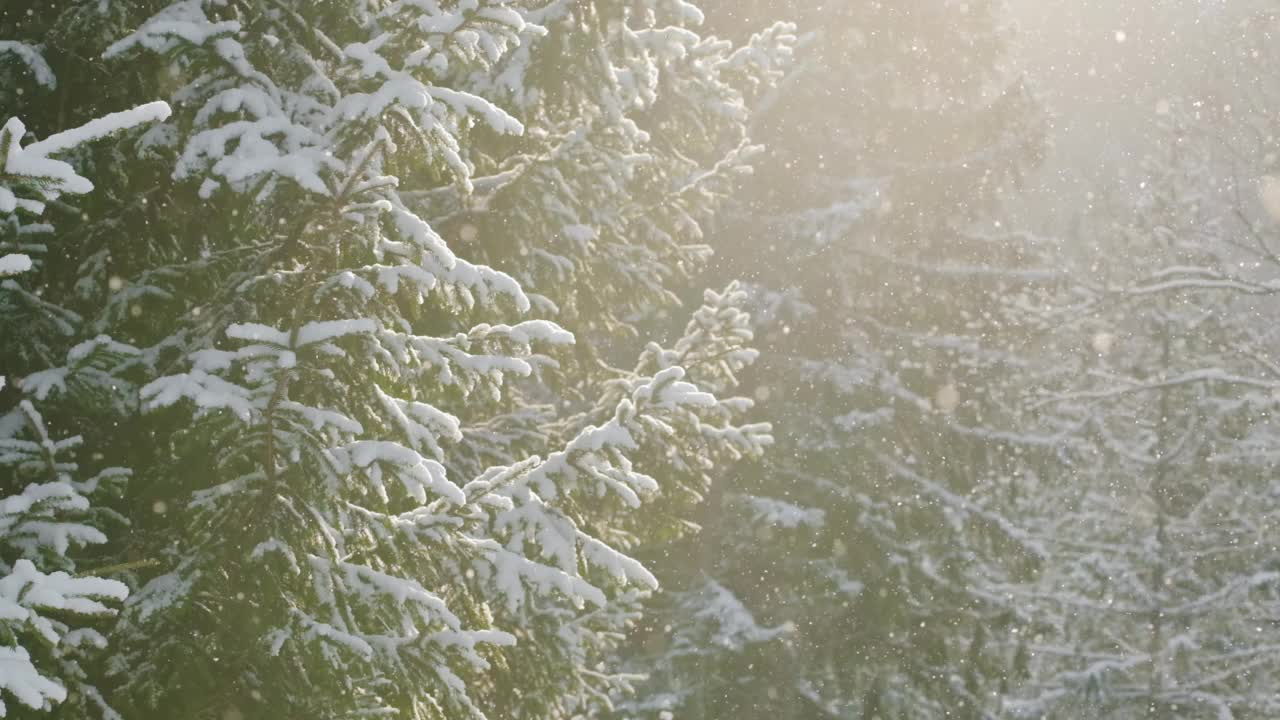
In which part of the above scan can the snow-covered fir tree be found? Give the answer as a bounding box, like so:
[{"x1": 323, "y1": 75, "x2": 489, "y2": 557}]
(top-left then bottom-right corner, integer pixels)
[
  {"x1": 0, "y1": 31, "x2": 170, "y2": 717},
  {"x1": 619, "y1": 2, "x2": 1051, "y2": 718},
  {"x1": 400, "y1": 8, "x2": 792, "y2": 713},
  {"x1": 4, "y1": 1, "x2": 782, "y2": 718}
]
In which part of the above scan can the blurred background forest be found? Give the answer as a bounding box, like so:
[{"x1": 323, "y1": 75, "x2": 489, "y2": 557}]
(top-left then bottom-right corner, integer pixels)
[{"x1": 629, "y1": 2, "x2": 1280, "y2": 719}]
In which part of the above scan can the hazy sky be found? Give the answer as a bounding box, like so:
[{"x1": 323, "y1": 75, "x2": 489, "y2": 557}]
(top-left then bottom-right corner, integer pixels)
[{"x1": 1004, "y1": 0, "x2": 1243, "y2": 224}]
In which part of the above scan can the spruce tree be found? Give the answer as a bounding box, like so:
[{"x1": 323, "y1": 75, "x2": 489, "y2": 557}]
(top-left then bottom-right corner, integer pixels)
[
  {"x1": 4, "y1": 1, "x2": 784, "y2": 718},
  {"x1": 0, "y1": 29, "x2": 170, "y2": 716}
]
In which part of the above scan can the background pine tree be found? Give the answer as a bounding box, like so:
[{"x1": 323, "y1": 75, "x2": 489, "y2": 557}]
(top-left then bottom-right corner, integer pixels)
[
  {"x1": 619, "y1": 2, "x2": 1051, "y2": 718},
  {"x1": 1002, "y1": 86, "x2": 1280, "y2": 720}
]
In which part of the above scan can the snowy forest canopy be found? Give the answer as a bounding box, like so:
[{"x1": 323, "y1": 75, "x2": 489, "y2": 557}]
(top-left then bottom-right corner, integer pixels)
[{"x1": 2, "y1": 1, "x2": 1279, "y2": 719}]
